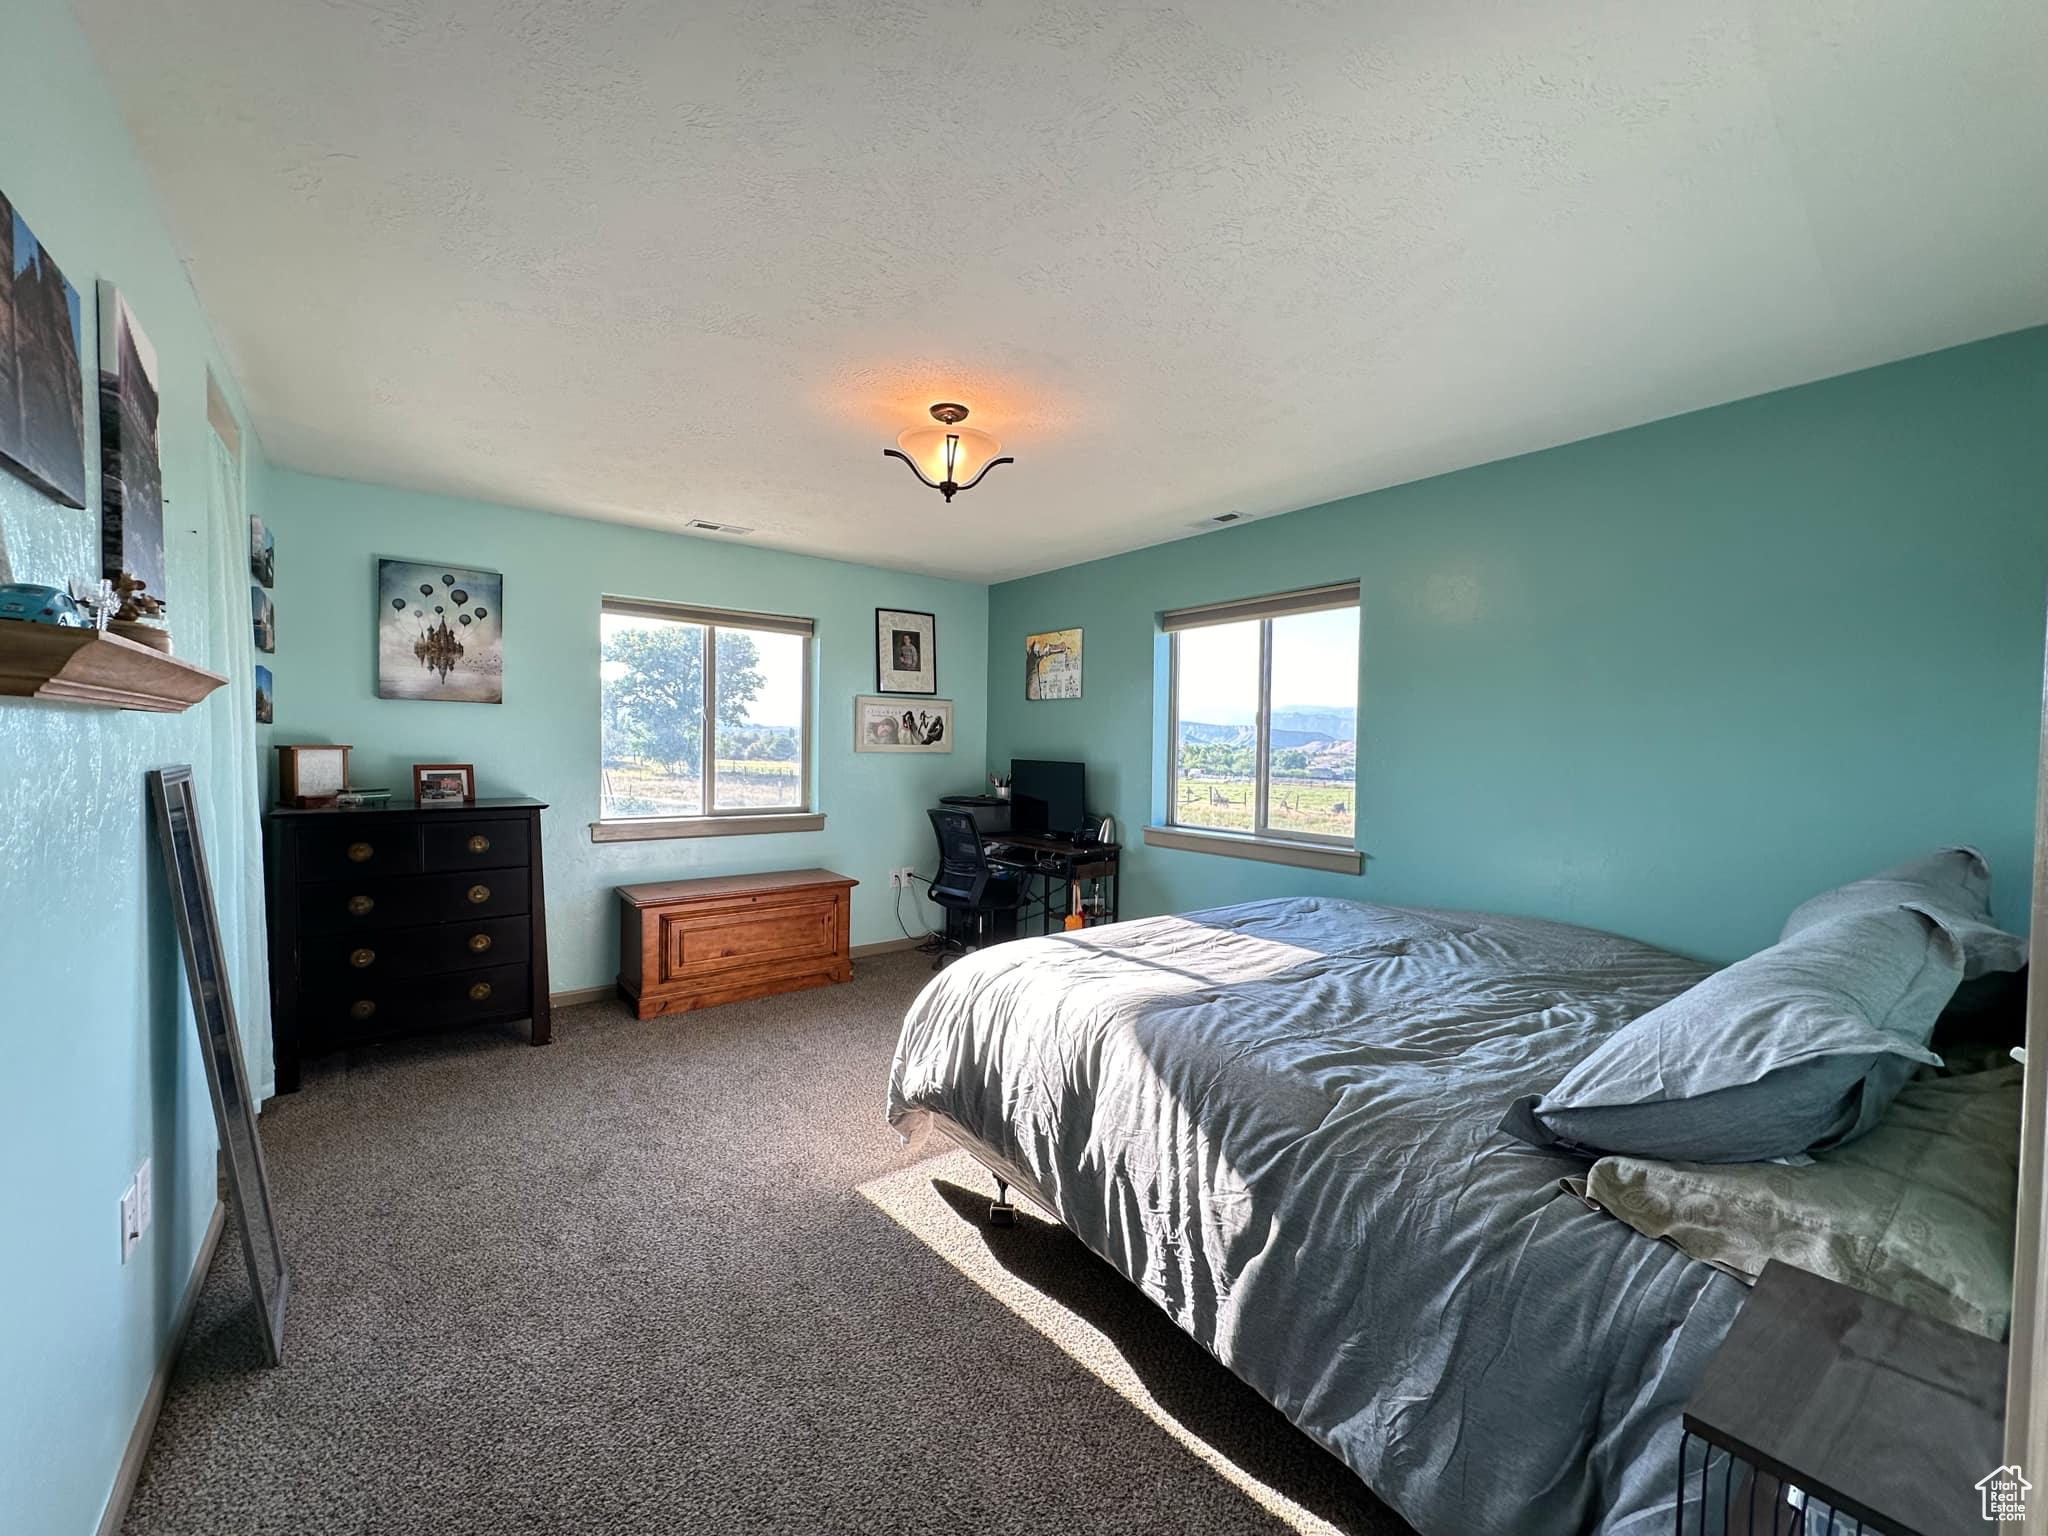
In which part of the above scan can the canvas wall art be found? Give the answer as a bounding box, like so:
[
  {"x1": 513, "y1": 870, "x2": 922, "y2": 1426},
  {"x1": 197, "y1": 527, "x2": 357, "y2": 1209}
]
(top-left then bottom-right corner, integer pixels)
[
  {"x1": 378, "y1": 558, "x2": 503, "y2": 703},
  {"x1": 1025, "y1": 627, "x2": 1083, "y2": 700},
  {"x1": 855, "y1": 696, "x2": 951, "y2": 753},
  {"x1": 0, "y1": 189, "x2": 87, "y2": 508},
  {"x1": 97, "y1": 282, "x2": 164, "y2": 609},
  {"x1": 251, "y1": 584, "x2": 274, "y2": 653},
  {"x1": 249, "y1": 515, "x2": 274, "y2": 587},
  {"x1": 254, "y1": 664, "x2": 273, "y2": 724}
]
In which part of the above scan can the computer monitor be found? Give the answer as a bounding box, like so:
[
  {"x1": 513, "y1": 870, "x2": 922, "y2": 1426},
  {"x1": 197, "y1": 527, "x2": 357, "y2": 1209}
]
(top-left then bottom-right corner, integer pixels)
[{"x1": 1009, "y1": 759, "x2": 1087, "y2": 839}]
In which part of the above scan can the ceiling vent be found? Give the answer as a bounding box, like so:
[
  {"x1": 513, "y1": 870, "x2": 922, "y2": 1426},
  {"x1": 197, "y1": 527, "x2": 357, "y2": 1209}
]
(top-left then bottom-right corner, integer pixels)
[
  {"x1": 683, "y1": 519, "x2": 753, "y2": 535},
  {"x1": 1191, "y1": 511, "x2": 1245, "y2": 529}
]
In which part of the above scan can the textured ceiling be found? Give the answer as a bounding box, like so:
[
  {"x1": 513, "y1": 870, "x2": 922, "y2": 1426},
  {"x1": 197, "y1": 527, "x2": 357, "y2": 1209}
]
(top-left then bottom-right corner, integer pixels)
[{"x1": 74, "y1": 0, "x2": 2048, "y2": 582}]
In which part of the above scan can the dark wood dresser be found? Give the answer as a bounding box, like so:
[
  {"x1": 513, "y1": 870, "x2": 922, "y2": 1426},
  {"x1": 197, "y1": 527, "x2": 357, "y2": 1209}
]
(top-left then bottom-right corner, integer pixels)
[{"x1": 265, "y1": 798, "x2": 550, "y2": 1092}]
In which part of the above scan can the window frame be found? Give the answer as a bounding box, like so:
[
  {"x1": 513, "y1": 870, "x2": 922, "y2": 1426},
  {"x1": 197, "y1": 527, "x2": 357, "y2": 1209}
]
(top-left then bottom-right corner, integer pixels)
[
  {"x1": 593, "y1": 596, "x2": 819, "y2": 840},
  {"x1": 1162, "y1": 583, "x2": 1359, "y2": 852}
]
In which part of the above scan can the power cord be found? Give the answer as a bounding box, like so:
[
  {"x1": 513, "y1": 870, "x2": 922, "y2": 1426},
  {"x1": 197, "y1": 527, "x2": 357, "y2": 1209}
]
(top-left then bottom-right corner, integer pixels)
[{"x1": 895, "y1": 872, "x2": 947, "y2": 957}]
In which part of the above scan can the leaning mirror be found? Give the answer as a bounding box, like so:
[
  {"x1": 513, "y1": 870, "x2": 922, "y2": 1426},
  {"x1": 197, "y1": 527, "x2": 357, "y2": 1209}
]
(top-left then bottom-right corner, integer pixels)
[{"x1": 148, "y1": 764, "x2": 290, "y2": 1364}]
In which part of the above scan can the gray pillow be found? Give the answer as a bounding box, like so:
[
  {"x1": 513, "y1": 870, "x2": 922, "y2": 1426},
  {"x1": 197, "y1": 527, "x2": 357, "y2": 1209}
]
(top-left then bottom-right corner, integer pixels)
[
  {"x1": 1500, "y1": 904, "x2": 1959, "y2": 1163},
  {"x1": 1782, "y1": 846, "x2": 2026, "y2": 980}
]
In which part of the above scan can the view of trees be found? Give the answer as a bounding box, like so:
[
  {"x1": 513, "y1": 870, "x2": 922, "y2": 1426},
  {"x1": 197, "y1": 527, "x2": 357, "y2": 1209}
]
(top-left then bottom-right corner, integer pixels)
[
  {"x1": 1174, "y1": 734, "x2": 1354, "y2": 784},
  {"x1": 601, "y1": 623, "x2": 795, "y2": 772}
]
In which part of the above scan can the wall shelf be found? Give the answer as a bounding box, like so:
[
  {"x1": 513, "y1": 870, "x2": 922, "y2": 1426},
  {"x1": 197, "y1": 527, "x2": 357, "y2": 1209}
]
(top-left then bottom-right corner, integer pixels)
[{"x1": 0, "y1": 624, "x2": 228, "y2": 713}]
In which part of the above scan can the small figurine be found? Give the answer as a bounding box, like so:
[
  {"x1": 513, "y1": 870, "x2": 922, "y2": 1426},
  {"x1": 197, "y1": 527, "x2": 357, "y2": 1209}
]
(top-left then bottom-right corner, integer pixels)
[
  {"x1": 68, "y1": 578, "x2": 118, "y2": 631},
  {"x1": 113, "y1": 572, "x2": 166, "y2": 623},
  {"x1": 0, "y1": 583, "x2": 85, "y2": 626}
]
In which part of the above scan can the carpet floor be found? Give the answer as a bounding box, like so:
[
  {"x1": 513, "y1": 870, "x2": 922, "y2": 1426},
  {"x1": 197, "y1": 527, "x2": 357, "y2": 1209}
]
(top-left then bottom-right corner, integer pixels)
[{"x1": 125, "y1": 952, "x2": 1414, "y2": 1536}]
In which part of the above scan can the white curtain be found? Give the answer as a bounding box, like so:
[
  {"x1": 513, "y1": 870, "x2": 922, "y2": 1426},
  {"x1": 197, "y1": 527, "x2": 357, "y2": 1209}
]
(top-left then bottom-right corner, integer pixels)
[{"x1": 200, "y1": 428, "x2": 274, "y2": 1099}]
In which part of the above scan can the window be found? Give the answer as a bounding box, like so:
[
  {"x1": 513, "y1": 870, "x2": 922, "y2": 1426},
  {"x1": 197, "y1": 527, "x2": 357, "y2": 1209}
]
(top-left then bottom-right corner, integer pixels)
[
  {"x1": 1165, "y1": 583, "x2": 1359, "y2": 849},
  {"x1": 597, "y1": 598, "x2": 816, "y2": 837}
]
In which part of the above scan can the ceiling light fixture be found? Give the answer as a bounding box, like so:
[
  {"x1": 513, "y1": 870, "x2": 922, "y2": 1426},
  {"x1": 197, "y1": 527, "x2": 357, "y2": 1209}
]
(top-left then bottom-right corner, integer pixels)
[{"x1": 883, "y1": 403, "x2": 1014, "y2": 502}]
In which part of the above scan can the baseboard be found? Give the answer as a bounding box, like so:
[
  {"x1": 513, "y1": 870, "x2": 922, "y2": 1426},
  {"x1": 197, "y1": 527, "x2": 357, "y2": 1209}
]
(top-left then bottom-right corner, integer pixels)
[
  {"x1": 850, "y1": 936, "x2": 923, "y2": 958},
  {"x1": 548, "y1": 984, "x2": 615, "y2": 1008},
  {"x1": 96, "y1": 1198, "x2": 226, "y2": 1536}
]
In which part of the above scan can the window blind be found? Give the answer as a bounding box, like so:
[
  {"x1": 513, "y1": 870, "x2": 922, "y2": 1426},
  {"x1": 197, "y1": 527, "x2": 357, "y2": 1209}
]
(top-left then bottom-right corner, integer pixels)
[
  {"x1": 1160, "y1": 580, "x2": 1359, "y2": 633},
  {"x1": 602, "y1": 597, "x2": 815, "y2": 637}
]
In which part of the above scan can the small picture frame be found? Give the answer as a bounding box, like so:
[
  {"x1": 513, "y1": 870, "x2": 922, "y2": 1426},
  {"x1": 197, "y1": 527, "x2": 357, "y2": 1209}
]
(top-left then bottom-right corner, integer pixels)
[
  {"x1": 412, "y1": 762, "x2": 475, "y2": 806},
  {"x1": 855, "y1": 696, "x2": 952, "y2": 753},
  {"x1": 875, "y1": 608, "x2": 937, "y2": 695},
  {"x1": 276, "y1": 744, "x2": 351, "y2": 809}
]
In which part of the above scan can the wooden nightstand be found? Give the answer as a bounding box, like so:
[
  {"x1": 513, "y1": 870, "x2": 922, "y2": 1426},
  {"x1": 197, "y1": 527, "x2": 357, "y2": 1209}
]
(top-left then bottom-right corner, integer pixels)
[{"x1": 1679, "y1": 1261, "x2": 2006, "y2": 1534}]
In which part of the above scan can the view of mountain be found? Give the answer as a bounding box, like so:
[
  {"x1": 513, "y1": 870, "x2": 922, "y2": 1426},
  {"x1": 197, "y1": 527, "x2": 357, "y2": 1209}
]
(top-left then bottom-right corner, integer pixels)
[{"x1": 1181, "y1": 706, "x2": 1355, "y2": 747}]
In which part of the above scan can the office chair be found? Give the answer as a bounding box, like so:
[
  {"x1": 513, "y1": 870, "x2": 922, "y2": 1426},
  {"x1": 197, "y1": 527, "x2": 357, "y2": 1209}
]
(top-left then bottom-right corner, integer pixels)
[{"x1": 925, "y1": 807, "x2": 1025, "y2": 969}]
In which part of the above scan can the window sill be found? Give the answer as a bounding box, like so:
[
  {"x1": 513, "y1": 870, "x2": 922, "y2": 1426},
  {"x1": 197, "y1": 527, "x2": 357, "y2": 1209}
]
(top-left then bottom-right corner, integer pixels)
[
  {"x1": 1143, "y1": 824, "x2": 1361, "y2": 874},
  {"x1": 591, "y1": 812, "x2": 825, "y2": 842}
]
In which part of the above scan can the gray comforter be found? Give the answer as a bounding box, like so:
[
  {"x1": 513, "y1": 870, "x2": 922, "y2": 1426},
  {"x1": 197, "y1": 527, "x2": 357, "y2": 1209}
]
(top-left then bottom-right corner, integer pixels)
[{"x1": 886, "y1": 896, "x2": 1749, "y2": 1536}]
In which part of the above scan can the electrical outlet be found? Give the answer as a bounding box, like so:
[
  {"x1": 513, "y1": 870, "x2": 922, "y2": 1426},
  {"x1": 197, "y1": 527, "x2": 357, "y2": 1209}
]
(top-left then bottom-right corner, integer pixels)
[
  {"x1": 898, "y1": 866, "x2": 919, "y2": 890},
  {"x1": 119, "y1": 1183, "x2": 140, "y2": 1264},
  {"x1": 135, "y1": 1157, "x2": 152, "y2": 1239}
]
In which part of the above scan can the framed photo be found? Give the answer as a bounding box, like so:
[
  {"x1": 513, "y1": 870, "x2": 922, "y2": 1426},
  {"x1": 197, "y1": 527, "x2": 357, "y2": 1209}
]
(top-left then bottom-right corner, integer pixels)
[
  {"x1": 251, "y1": 584, "x2": 275, "y2": 653},
  {"x1": 0, "y1": 188, "x2": 88, "y2": 508},
  {"x1": 250, "y1": 515, "x2": 274, "y2": 588},
  {"x1": 412, "y1": 762, "x2": 475, "y2": 806},
  {"x1": 875, "y1": 608, "x2": 936, "y2": 695},
  {"x1": 855, "y1": 696, "x2": 951, "y2": 753},
  {"x1": 1025, "y1": 627, "x2": 1083, "y2": 700},
  {"x1": 254, "y1": 664, "x2": 273, "y2": 725},
  {"x1": 378, "y1": 558, "x2": 503, "y2": 704},
  {"x1": 98, "y1": 282, "x2": 165, "y2": 609}
]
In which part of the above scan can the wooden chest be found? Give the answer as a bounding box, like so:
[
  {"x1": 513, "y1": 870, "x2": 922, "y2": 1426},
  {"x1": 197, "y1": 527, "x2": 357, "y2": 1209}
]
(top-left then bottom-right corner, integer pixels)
[
  {"x1": 265, "y1": 798, "x2": 551, "y2": 1091},
  {"x1": 616, "y1": 868, "x2": 857, "y2": 1019}
]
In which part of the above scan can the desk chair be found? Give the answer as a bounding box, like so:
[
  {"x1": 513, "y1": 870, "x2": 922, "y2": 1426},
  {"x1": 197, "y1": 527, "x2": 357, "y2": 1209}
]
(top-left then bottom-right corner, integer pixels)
[{"x1": 926, "y1": 807, "x2": 1025, "y2": 969}]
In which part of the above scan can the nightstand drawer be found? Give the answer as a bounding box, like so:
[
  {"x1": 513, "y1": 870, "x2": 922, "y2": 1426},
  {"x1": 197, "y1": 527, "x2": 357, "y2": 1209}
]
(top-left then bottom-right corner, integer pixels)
[
  {"x1": 301, "y1": 872, "x2": 532, "y2": 933},
  {"x1": 304, "y1": 917, "x2": 531, "y2": 981},
  {"x1": 422, "y1": 817, "x2": 530, "y2": 872},
  {"x1": 306, "y1": 962, "x2": 532, "y2": 1043}
]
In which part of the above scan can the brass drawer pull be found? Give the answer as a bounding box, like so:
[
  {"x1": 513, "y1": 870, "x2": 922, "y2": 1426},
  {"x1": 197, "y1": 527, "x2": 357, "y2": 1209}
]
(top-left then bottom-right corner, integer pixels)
[
  {"x1": 468, "y1": 981, "x2": 493, "y2": 1002},
  {"x1": 349, "y1": 999, "x2": 377, "y2": 1021},
  {"x1": 467, "y1": 883, "x2": 491, "y2": 905},
  {"x1": 347, "y1": 841, "x2": 374, "y2": 863},
  {"x1": 467, "y1": 834, "x2": 491, "y2": 854},
  {"x1": 468, "y1": 932, "x2": 493, "y2": 954},
  {"x1": 347, "y1": 894, "x2": 375, "y2": 917},
  {"x1": 349, "y1": 947, "x2": 376, "y2": 969}
]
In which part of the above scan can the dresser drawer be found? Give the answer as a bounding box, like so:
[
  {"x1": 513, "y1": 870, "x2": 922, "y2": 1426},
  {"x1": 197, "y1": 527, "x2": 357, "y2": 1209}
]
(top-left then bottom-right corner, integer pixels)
[
  {"x1": 301, "y1": 872, "x2": 533, "y2": 933},
  {"x1": 422, "y1": 817, "x2": 531, "y2": 873},
  {"x1": 297, "y1": 824, "x2": 422, "y2": 882},
  {"x1": 305, "y1": 962, "x2": 533, "y2": 1043},
  {"x1": 303, "y1": 916, "x2": 531, "y2": 982}
]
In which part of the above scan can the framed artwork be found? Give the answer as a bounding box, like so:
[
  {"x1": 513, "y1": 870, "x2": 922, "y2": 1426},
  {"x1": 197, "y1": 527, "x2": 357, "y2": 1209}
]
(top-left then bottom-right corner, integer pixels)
[
  {"x1": 250, "y1": 515, "x2": 274, "y2": 587},
  {"x1": 254, "y1": 664, "x2": 273, "y2": 724},
  {"x1": 412, "y1": 762, "x2": 475, "y2": 805},
  {"x1": 377, "y1": 558, "x2": 503, "y2": 703},
  {"x1": 251, "y1": 584, "x2": 275, "y2": 653},
  {"x1": 855, "y1": 696, "x2": 951, "y2": 753},
  {"x1": 0, "y1": 188, "x2": 87, "y2": 508},
  {"x1": 1025, "y1": 627, "x2": 1083, "y2": 700},
  {"x1": 874, "y1": 607, "x2": 936, "y2": 695},
  {"x1": 97, "y1": 282, "x2": 164, "y2": 610}
]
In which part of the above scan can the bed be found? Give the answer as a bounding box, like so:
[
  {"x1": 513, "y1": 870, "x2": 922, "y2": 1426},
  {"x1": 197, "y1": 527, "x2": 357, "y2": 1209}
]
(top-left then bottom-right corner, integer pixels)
[{"x1": 886, "y1": 895, "x2": 1752, "y2": 1536}]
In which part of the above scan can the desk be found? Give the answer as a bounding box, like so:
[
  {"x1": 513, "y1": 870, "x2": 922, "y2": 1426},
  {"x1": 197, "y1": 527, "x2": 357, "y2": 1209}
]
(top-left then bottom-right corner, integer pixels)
[{"x1": 984, "y1": 833, "x2": 1121, "y2": 936}]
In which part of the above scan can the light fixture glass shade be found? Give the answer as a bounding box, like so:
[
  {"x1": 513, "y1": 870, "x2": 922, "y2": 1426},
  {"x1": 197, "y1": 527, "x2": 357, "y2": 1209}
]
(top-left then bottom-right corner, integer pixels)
[{"x1": 896, "y1": 423, "x2": 1002, "y2": 487}]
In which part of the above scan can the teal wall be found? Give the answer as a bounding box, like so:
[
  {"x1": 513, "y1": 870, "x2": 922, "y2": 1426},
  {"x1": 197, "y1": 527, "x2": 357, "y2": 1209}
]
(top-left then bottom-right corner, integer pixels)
[
  {"x1": 264, "y1": 470, "x2": 986, "y2": 990},
  {"x1": 0, "y1": 2, "x2": 270, "y2": 1530},
  {"x1": 988, "y1": 329, "x2": 2048, "y2": 963}
]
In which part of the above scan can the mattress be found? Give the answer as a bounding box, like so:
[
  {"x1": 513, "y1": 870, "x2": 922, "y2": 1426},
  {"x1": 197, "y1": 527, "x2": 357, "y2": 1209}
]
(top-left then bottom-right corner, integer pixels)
[{"x1": 887, "y1": 896, "x2": 1749, "y2": 1535}]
